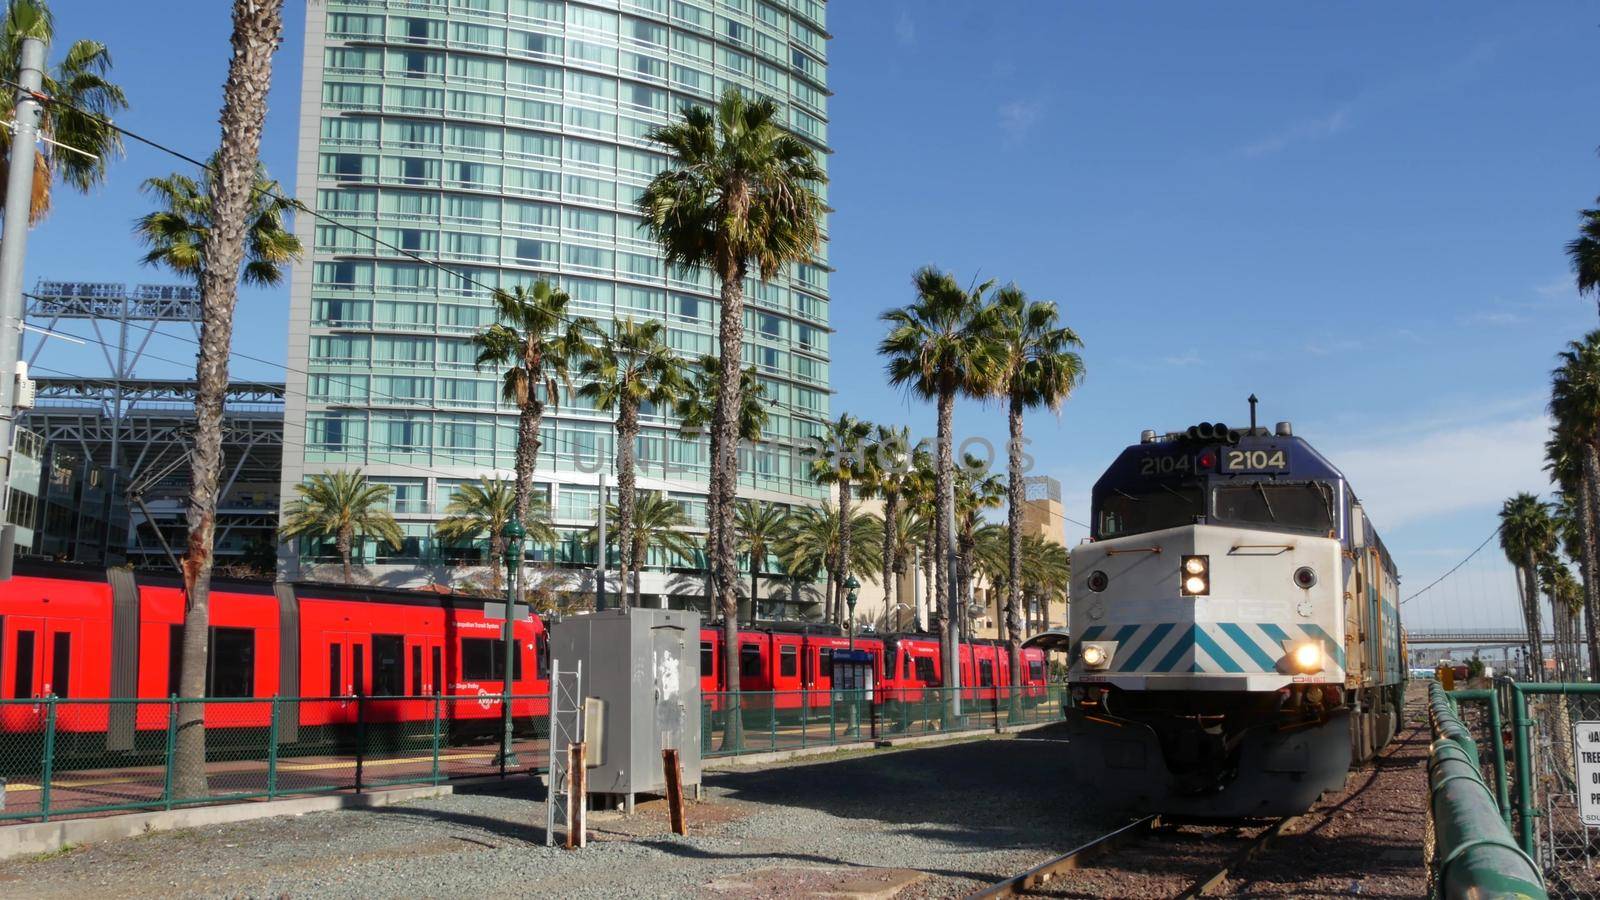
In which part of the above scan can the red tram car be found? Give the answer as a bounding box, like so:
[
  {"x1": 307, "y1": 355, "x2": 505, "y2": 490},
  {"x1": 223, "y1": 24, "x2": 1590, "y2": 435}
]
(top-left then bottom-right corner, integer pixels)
[{"x1": 0, "y1": 562, "x2": 1048, "y2": 753}]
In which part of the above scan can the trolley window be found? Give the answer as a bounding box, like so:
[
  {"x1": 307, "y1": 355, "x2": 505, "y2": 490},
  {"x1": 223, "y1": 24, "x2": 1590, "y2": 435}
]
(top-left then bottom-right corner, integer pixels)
[
  {"x1": 700, "y1": 640, "x2": 713, "y2": 675},
  {"x1": 537, "y1": 632, "x2": 550, "y2": 680},
  {"x1": 779, "y1": 645, "x2": 798, "y2": 677},
  {"x1": 411, "y1": 645, "x2": 423, "y2": 696},
  {"x1": 168, "y1": 623, "x2": 183, "y2": 696},
  {"x1": 1212, "y1": 481, "x2": 1336, "y2": 535},
  {"x1": 914, "y1": 656, "x2": 936, "y2": 684},
  {"x1": 329, "y1": 643, "x2": 342, "y2": 696},
  {"x1": 372, "y1": 634, "x2": 404, "y2": 696},
  {"x1": 461, "y1": 637, "x2": 521, "y2": 681},
  {"x1": 739, "y1": 642, "x2": 762, "y2": 678},
  {"x1": 1096, "y1": 483, "x2": 1204, "y2": 539},
  {"x1": 51, "y1": 632, "x2": 70, "y2": 698},
  {"x1": 978, "y1": 660, "x2": 994, "y2": 687},
  {"x1": 902, "y1": 653, "x2": 911, "y2": 679},
  {"x1": 1028, "y1": 661, "x2": 1045, "y2": 682},
  {"x1": 12, "y1": 629, "x2": 33, "y2": 698},
  {"x1": 207, "y1": 627, "x2": 255, "y2": 698},
  {"x1": 352, "y1": 643, "x2": 365, "y2": 696},
  {"x1": 818, "y1": 647, "x2": 833, "y2": 678},
  {"x1": 431, "y1": 647, "x2": 442, "y2": 695}
]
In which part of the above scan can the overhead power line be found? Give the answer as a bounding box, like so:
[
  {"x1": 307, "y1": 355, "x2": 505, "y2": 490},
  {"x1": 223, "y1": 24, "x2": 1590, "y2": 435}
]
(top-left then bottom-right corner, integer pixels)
[{"x1": 1402, "y1": 525, "x2": 1503, "y2": 606}]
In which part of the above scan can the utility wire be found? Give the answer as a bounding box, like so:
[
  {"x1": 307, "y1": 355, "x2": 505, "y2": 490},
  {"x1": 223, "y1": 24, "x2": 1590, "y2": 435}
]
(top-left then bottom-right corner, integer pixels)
[{"x1": 1401, "y1": 525, "x2": 1503, "y2": 606}]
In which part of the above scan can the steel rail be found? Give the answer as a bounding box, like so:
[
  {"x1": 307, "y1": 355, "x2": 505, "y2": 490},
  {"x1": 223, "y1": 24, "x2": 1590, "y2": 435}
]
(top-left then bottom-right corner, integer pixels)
[
  {"x1": 1174, "y1": 816, "x2": 1298, "y2": 898},
  {"x1": 967, "y1": 814, "x2": 1159, "y2": 898}
]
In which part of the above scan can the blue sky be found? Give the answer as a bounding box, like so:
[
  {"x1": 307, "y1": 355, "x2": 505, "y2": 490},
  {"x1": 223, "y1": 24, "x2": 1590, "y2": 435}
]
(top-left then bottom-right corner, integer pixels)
[{"x1": 24, "y1": 1, "x2": 1600, "y2": 626}]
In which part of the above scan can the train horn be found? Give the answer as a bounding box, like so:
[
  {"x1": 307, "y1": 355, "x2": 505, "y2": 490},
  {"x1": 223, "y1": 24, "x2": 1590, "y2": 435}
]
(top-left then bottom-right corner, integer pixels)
[
  {"x1": 1196, "y1": 422, "x2": 1216, "y2": 440},
  {"x1": 1226, "y1": 428, "x2": 1243, "y2": 444}
]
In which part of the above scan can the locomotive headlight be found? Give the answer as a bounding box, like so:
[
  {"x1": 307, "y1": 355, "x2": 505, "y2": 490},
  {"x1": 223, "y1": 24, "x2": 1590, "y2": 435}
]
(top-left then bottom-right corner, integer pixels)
[
  {"x1": 1080, "y1": 642, "x2": 1114, "y2": 670},
  {"x1": 1291, "y1": 641, "x2": 1324, "y2": 673},
  {"x1": 1180, "y1": 555, "x2": 1210, "y2": 596}
]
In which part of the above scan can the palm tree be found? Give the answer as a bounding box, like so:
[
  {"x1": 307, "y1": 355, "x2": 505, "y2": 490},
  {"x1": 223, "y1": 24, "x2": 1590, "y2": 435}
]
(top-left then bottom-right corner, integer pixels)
[
  {"x1": 1568, "y1": 204, "x2": 1600, "y2": 314},
  {"x1": 880, "y1": 267, "x2": 1001, "y2": 688},
  {"x1": 1020, "y1": 535, "x2": 1070, "y2": 632},
  {"x1": 777, "y1": 505, "x2": 884, "y2": 621},
  {"x1": 677, "y1": 353, "x2": 769, "y2": 615},
  {"x1": 471, "y1": 281, "x2": 592, "y2": 528},
  {"x1": 1501, "y1": 493, "x2": 1554, "y2": 681},
  {"x1": 905, "y1": 446, "x2": 940, "y2": 631},
  {"x1": 803, "y1": 413, "x2": 873, "y2": 624},
  {"x1": 990, "y1": 285, "x2": 1084, "y2": 702},
  {"x1": 640, "y1": 86, "x2": 826, "y2": 712},
  {"x1": 279, "y1": 469, "x2": 405, "y2": 584},
  {"x1": 134, "y1": 158, "x2": 302, "y2": 287},
  {"x1": 0, "y1": 0, "x2": 126, "y2": 222},
  {"x1": 863, "y1": 426, "x2": 920, "y2": 631},
  {"x1": 734, "y1": 500, "x2": 789, "y2": 623},
  {"x1": 151, "y1": 0, "x2": 287, "y2": 802},
  {"x1": 887, "y1": 503, "x2": 931, "y2": 631},
  {"x1": 578, "y1": 318, "x2": 687, "y2": 608},
  {"x1": 435, "y1": 478, "x2": 557, "y2": 591},
  {"x1": 1551, "y1": 330, "x2": 1600, "y2": 677},
  {"x1": 589, "y1": 492, "x2": 698, "y2": 608}
]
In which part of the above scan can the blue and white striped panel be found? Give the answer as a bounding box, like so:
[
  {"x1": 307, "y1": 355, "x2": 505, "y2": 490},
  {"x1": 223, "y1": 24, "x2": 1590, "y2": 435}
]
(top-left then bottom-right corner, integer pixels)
[{"x1": 1079, "y1": 623, "x2": 1345, "y2": 674}]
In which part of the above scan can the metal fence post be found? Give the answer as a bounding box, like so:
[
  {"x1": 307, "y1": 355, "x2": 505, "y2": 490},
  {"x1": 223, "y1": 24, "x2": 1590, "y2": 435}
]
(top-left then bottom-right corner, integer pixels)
[
  {"x1": 1485, "y1": 694, "x2": 1510, "y2": 828},
  {"x1": 355, "y1": 693, "x2": 367, "y2": 793},
  {"x1": 829, "y1": 689, "x2": 836, "y2": 743},
  {"x1": 430, "y1": 695, "x2": 442, "y2": 785},
  {"x1": 1509, "y1": 682, "x2": 1535, "y2": 856},
  {"x1": 163, "y1": 695, "x2": 178, "y2": 810},
  {"x1": 267, "y1": 696, "x2": 280, "y2": 800},
  {"x1": 769, "y1": 692, "x2": 777, "y2": 751},
  {"x1": 801, "y1": 687, "x2": 808, "y2": 749},
  {"x1": 39, "y1": 696, "x2": 56, "y2": 822}
]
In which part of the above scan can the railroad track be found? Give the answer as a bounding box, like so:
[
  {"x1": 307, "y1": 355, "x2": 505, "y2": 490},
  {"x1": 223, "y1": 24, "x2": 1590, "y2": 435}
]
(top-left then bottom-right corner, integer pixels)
[{"x1": 970, "y1": 813, "x2": 1299, "y2": 899}]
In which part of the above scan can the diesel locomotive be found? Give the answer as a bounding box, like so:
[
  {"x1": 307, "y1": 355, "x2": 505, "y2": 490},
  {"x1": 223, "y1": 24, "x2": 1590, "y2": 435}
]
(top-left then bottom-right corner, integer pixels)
[{"x1": 1067, "y1": 415, "x2": 1402, "y2": 817}]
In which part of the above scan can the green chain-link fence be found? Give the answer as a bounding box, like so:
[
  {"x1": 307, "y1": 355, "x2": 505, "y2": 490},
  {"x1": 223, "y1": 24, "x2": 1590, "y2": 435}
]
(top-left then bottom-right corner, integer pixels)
[{"x1": 0, "y1": 687, "x2": 1064, "y2": 824}]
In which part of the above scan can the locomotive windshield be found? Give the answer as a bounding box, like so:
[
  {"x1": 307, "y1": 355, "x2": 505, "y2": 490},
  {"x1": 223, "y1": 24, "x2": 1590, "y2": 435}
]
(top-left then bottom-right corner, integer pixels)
[
  {"x1": 1096, "y1": 482, "x2": 1205, "y2": 539},
  {"x1": 1212, "y1": 481, "x2": 1336, "y2": 535}
]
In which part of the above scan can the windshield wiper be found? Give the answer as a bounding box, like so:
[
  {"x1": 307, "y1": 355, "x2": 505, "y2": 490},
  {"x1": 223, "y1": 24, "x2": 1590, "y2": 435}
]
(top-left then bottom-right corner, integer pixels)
[
  {"x1": 1160, "y1": 484, "x2": 1191, "y2": 503},
  {"x1": 1114, "y1": 488, "x2": 1142, "y2": 502},
  {"x1": 1253, "y1": 482, "x2": 1277, "y2": 522}
]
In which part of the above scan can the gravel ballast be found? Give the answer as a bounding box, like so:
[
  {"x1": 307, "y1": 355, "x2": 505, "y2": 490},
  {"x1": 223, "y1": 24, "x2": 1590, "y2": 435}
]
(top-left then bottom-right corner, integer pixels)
[{"x1": 0, "y1": 729, "x2": 1120, "y2": 899}]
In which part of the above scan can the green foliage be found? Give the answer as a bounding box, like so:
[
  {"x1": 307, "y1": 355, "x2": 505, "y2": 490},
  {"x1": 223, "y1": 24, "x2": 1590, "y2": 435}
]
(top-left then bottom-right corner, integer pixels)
[
  {"x1": 471, "y1": 281, "x2": 592, "y2": 410},
  {"x1": 676, "y1": 354, "x2": 768, "y2": 444},
  {"x1": 279, "y1": 469, "x2": 404, "y2": 583},
  {"x1": 576, "y1": 318, "x2": 687, "y2": 417},
  {"x1": 879, "y1": 267, "x2": 1003, "y2": 403},
  {"x1": 133, "y1": 156, "x2": 302, "y2": 287}
]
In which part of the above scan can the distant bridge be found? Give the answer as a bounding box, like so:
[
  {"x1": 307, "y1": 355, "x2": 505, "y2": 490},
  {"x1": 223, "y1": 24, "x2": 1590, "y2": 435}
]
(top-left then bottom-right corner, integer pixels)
[{"x1": 1406, "y1": 629, "x2": 1555, "y2": 645}]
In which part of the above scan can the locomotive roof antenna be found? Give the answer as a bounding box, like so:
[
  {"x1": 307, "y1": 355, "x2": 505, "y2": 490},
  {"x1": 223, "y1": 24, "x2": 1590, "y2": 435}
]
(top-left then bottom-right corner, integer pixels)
[{"x1": 1248, "y1": 394, "x2": 1259, "y2": 435}]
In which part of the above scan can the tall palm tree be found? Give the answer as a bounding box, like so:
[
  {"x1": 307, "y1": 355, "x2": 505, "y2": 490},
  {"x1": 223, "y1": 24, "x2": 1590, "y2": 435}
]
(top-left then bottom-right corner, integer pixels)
[
  {"x1": 471, "y1": 281, "x2": 592, "y2": 528},
  {"x1": 734, "y1": 500, "x2": 789, "y2": 623},
  {"x1": 1501, "y1": 493, "x2": 1554, "y2": 681},
  {"x1": 1568, "y1": 204, "x2": 1600, "y2": 314},
  {"x1": 134, "y1": 158, "x2": 301, "y2": 288},
  {"x1": 0, "y1": 0, "x2": 126, "y2": 222},
  {"x1": 906, "y1": 446, "x2": 940, "y2": 632},
  {"x1": 1020, "y1": 534, "x2": 1070, "y2": 632},
  {"x1": 279, "y1": 469, "x2": 404, "y2": 584},
  {"x1": 777, "y1": 505, "x2": 883, "y2": 623},
  {"x1": 589, "y1": 492, "x2": 698, "y2": 608},
  {"x1": 149, "y1": 0, "x2": 287, "y2": 801},
  {"x1": 990, "y1": 285, "x2": 1084, "y2": 701},
  {"x1": 677, "y1": 353, "x2": 768, "y2": 614},
  {"x1": 578, "y1": 318, "x2": 687, "y2": 608},
  {"x1": 803, "y1": 413, "x2": 873, "y2": 624},
  {"x1": 435, "y1": 478, "x2": 556, "y2": 591},
  {"x1": 862, "y1": 426, "x2": 919, "y2": 631},
  {"x1": 880, "y1": 267, "x2": 1001, "y2": 687},
  {"x1": 1551, "y1": 330, "x2": 1600, "y2": 677},
  {"x1": 640, "y1": 86, "x2": 825, "y2": 712}
]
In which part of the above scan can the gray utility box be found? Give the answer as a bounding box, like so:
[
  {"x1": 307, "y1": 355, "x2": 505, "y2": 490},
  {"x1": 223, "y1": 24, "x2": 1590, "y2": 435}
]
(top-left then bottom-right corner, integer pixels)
[{"x1": 549, "y1": 608, "x2": 702, "y2": 806}]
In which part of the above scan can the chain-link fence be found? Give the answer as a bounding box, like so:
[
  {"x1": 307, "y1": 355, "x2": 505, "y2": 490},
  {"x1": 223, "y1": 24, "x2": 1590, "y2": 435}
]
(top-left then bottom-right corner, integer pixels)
[
  {"x1": 1, "y1": 687, "x2": 1062, "y2": 824},
  {"x1": 701, "y1": 685, "x2": 1066, "y2": 757},
  {"x1": 1508, "y1": 685, "x2": 1600, "y2": 898}
]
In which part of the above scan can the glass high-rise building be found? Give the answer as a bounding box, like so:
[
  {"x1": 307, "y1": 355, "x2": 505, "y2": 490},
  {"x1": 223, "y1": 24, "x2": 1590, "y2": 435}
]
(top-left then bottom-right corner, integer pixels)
[{"x1": 281, "y1": 0, "x2": 831, "y2": 610}]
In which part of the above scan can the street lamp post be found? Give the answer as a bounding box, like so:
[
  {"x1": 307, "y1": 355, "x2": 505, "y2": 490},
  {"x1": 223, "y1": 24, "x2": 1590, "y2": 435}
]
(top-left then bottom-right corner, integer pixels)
[
  {"x1": 497, "y1": 518, "x2": 526, "y2": 768},
  {"x1": 845, "y1": 576, "x2": 860, "y2": 651}
]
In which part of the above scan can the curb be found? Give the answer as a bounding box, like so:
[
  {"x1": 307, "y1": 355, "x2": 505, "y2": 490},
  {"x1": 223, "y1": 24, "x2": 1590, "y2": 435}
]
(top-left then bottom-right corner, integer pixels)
[{"x1": 703, "y1": 719, "x2": 1063, "y2": 769}]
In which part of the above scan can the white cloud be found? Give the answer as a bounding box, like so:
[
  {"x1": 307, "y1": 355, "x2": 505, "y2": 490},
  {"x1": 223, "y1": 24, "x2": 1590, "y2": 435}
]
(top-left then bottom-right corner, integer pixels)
[
  {"x1": 998, "y1": 99, "x2": 1045, "y2": 144},
  {"x1": 1239, "y1": 105, "x2": 1352, "y2": 158},
  {"x1": 1305, "y1": 338, "x2": 1363, "y2": 356},
  {"x1": 1163, "y1": 350, "x2": 1202, "y2": 367},
  {"x1": 893, "y1": 8, "x2": 915, "y2": 46},
  {"x1": 1460, "y1": 309, "x2": 1524, "y2": 327},
  {"x1": 1326, "y1": 413, "x2": 1551, "y2": 528}
]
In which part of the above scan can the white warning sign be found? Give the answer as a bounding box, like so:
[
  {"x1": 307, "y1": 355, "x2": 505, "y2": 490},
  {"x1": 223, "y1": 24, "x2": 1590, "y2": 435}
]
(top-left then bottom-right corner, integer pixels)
[{"x1": 1576, "y1": 722, "x2": 1600, "y2": 827}]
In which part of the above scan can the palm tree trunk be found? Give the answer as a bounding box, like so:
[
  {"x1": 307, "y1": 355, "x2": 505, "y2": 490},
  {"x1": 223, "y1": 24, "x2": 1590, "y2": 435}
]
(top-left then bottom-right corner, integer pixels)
[
  {"x1": 1005, "y1": 395, "x2": 1025, "y2": 715},
  {"x1": 616, "y1": 400, "x2": 638, "y2": 610},
  {"x1": 836, "y1": 477, "x2": 854, "y2": 625},
  {"x1": 935, "y1": 389, "x2": 955, "y2": 693},
  {"x1": 338, "y1": 526, "x2": 353, "y2": 585},
  {"x1": 882, "y1": 493, "x2": 897, "y2": 631},
  {"x1": 749, "y1": 555, "x2": 760, "y2": 625},
  {"x1": 490, "y1": 533, "x2": 506, "y2": 593},
  {"x1": 172, "y1": 0, "x2": 285, "y2": 802},
  {"x1": 634, "y1": 537, "x2": 646, "y2": 608},
  {"x1": 513, "y1": 398, "x2": 544, "y2": 528},
  {"x1": 714, "y1": 262, "x2": 747, "y2": 751},
  {"x1": 1525, "y1": 554, "x2": 1546, "y2": 681},
  {"x1": 1582, "y1": 452, "x2": 1600, "y2": 679},
  {"x1": 923, "y1": 526, "x2": 935, "y2": 632}
]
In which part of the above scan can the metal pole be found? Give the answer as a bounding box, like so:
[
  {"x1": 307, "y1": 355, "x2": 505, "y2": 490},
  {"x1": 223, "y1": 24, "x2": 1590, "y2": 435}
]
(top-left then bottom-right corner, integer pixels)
[
  {"x1": 942, "y1": 476, "x2": 961, "y2": 716},
  {"x1": 1509, "y1": 682, "x2": 1535, "y2": 856},
  {"x1": 498, "y1": 518, "x2": 525, "y2": 768},
  {"x1": 0, "y1": 37, "x2": 46, "y2": 547},
  {"x1": 595, "y1": 474, "x2": 607, "y2": 611}
]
